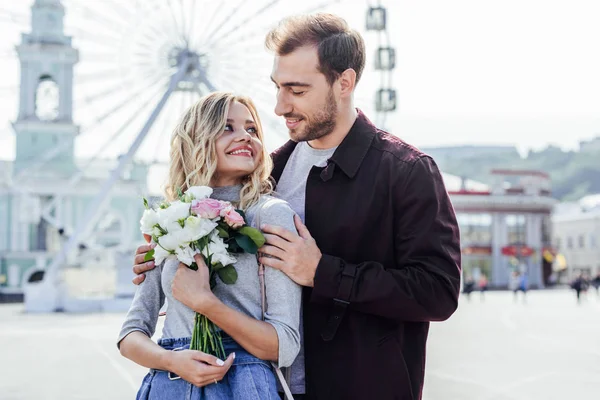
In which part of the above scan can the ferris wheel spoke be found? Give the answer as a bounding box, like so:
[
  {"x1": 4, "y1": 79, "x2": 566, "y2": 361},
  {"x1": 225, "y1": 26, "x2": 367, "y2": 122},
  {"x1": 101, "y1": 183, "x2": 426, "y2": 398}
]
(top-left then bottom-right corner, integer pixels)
[
  {"x1": 135, "y1": 22, "x2": 179, "y2": 51},
  {"x1": 186, "y1": 0, "x2": 199, "y2": 48},
  {"x1": 103, "y1": 0, "x2": 138, "y2": 21},
  {"x1": 63, "y1": 2, "x2": 131, "y2": 34},
  {"x1": 68, "y1": 24, "x2": 124, "y2": 42},
  {"x1": 75, "y1": 69, "x2": 126, "y2": 85},
  {"x1": 199, "y1": 0, "x2": 248, "y2": 48},
  {"x1": 164, "y1": 0, "x2": 186, "y2": 46},
  {"x1": 216, "y1": 68, "x2": 274, "y2": 95},
  {"x1": 209, "y1": 23, "x2": 275, "y2": 53},
  {"x1": 68, "y1": 31, "x2": 123, "y2": 50},
  {"x1": 211, "y1": 51, "x2": 271, "y2": 70},
  {"x1": 209, "y1": 0, "x2": 344, "y2": 52},
  {"x1": 91, "y1": 90, "x2": 169, "y2": 162},
  {"x1": 214, "y1": 76, "x2": 282, "y2": 134},
  {"x1": 178, "y1": 0, "x2": 188, "y2": 45},
  {"x1": 149, "y1": 101, "x2": 174, "y2": 163},
  {"x1": 77, "y1": 72, "x2": 165, "y2": 108},
  {"x1": 23, "y1": 94, "x2": 166, "y2": 203},
  {"x1": 45, "y1": 56, "x2": 193, "y2": 276},
  {"x1": 79, "y1": 77, "x2": 168, "y2": 125},
  {"x1": 204, "y1": 0, "x2": 282, "y2": 49},
  {"x1": 38, "y1": 86, "x2": 169, "y2": 216},
  {"x1": 15, "y1": 78, "x2": 170, "y2": 182}
]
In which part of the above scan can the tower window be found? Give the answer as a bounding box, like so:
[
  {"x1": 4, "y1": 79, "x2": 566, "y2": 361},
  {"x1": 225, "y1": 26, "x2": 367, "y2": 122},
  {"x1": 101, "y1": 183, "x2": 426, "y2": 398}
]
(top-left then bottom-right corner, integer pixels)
[{"x1": 35, "y1": 75, "x2": 59, "y2": 121}]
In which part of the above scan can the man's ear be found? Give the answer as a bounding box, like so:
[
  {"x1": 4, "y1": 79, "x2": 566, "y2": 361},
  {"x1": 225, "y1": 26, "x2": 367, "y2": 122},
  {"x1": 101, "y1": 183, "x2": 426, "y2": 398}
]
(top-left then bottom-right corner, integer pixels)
[{"x1": 338, "y1": 68, "x2": 357, "y2": 98}]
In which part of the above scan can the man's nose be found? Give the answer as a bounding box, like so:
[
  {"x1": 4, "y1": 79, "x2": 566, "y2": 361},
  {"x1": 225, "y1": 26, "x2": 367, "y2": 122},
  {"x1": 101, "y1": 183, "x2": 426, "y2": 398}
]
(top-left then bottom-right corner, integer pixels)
[{"x1": 274, "y1": 92, "x2": 291, "y2": 117}]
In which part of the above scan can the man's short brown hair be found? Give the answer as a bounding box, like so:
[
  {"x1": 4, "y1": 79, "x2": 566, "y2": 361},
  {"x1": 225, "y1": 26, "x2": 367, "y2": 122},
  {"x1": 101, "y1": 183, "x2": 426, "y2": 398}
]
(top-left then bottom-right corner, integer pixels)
[{"x1": 265, "y1": 13, "x2": 366, "y2": 86}]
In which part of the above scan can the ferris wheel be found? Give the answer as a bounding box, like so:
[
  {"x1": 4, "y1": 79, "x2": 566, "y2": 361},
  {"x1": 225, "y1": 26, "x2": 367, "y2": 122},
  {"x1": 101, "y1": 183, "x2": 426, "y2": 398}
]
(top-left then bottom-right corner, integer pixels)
[{"x1": 0, "y1": 0, "x2": 396, "y2": 277}]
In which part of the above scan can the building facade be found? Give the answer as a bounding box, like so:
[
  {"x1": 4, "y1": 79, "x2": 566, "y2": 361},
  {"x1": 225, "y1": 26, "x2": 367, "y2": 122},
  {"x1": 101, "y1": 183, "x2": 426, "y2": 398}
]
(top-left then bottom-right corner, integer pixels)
[
  {"x1": 446, "y1": 170, "x2": 557, "y2": 288},
  {"x1": 0, "y1": 0, "x2": 148, "y2": 300},
  {"x1": 552, "y1": 196, "x2": 600, "y2": 280}
]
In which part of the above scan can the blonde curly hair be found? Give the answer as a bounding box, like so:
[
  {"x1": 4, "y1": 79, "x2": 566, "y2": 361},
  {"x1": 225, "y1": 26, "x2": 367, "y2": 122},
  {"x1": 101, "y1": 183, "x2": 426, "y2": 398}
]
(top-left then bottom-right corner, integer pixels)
[{"x1": 165, "y1": 92, "x2": 273, "y2": 209}]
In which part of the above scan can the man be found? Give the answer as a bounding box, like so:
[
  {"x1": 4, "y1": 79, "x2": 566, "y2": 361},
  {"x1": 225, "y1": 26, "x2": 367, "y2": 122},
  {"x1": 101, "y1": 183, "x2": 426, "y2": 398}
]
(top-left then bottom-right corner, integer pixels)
[{"x1": 133, "y1": 13, "x2": 461, "y2": 400}]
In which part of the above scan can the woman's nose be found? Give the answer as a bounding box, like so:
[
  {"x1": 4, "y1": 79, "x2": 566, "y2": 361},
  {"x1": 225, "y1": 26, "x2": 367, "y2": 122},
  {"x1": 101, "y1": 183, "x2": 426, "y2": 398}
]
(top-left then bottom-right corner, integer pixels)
[{"x1": 235, "y1": 128, "x2": 252, "y2": 141}]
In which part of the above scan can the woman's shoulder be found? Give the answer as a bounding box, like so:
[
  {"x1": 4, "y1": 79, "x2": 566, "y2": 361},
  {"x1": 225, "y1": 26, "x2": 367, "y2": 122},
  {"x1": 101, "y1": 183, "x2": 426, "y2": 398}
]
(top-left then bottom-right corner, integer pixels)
[
  {"x1": 257, "y1": 194, "x2": 295, "y2": 213},
  {"x1": 252, "y1": 194, "x2": 297, "y2": 228}
]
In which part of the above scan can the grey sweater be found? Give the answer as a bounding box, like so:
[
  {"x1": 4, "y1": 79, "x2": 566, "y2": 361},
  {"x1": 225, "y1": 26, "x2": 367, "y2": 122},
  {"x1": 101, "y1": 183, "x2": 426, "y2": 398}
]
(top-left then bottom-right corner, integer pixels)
[{"x1": 118, "y1": 186, "x2": 302, "y2": 368}]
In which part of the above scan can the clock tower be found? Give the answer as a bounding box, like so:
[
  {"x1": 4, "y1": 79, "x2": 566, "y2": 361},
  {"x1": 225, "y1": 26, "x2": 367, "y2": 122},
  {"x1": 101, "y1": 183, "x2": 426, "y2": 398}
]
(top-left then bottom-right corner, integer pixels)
[{"x1": 12, "y1": 0, "x2": 79, "y2": 177}]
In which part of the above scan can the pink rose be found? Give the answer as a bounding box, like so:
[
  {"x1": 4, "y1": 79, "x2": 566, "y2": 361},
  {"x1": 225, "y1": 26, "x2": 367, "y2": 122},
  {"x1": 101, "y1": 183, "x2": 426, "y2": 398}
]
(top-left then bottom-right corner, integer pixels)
[
  {"x1": 191, "y1": 198, "x2": 223, "y2": 219},
  {"x1": 221, "y1": 206, "x2": 245, "y2": 229}
]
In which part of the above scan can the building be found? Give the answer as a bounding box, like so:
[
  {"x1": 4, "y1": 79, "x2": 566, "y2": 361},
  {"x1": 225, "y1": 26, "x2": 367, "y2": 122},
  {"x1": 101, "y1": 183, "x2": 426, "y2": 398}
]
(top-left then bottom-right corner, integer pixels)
[
  {"x1": 552, "y1": 195, "x2": 600, "y2": 280},
  {"x1": 0, "y1": 0, "x2": 148, "y2": 301},
  {"x1": 445, "y1": 169, "x2": 557, "y2": 288}
]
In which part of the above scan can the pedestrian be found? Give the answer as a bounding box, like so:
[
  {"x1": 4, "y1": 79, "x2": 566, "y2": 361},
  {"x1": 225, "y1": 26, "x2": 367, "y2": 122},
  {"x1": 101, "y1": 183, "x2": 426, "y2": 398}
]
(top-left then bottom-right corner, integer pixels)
[
  {"x1": 478, "y1": 274, "x2": 489, "y2": 301},
  {"x1": 463, "y1": 275, "x2": 475, "y2": 301}
]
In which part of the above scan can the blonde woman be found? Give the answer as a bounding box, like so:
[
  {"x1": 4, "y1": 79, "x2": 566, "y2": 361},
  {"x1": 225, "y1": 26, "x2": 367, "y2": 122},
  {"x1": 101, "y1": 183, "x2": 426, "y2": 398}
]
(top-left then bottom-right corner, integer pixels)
[{"x1": 118, "y1": 92, "x2": 302, "y2": 399}]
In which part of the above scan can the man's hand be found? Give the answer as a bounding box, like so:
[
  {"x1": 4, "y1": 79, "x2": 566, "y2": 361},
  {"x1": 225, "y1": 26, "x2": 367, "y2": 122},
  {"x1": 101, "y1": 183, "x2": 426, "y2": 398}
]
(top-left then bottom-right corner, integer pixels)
[
  {"x1": 167, "y1": 349, "x2": 235, "y2": 387},
  {"x1": 172, "y1": 254, "x2": 220, "y2": 315},
  {"x1": 132, "y1": 243, "x2": 157, "y2": 285},
  {"x1": 258, "y1": 215, "x2": 322, "y2": 287}
]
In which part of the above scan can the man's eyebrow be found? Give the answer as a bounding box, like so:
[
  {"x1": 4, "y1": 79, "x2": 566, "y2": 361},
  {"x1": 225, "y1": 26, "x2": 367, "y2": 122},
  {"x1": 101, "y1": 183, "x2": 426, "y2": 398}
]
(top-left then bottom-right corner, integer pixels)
[{"x1": 270, "y1": 76, "x2": 311, "y2": 87}]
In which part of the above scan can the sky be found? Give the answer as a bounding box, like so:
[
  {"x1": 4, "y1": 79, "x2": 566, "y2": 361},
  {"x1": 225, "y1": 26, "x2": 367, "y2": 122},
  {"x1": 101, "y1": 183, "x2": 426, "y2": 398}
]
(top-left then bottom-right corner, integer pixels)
[{"x1": 0, "y1": 0, "x2": 599, "y2": 165}]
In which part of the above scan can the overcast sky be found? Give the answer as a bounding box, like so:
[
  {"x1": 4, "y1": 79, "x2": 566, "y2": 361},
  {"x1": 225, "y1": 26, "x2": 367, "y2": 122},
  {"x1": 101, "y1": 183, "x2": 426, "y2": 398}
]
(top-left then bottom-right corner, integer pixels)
[{"x1": 0, "y1": 0, "x2": 599, "y2": 163}]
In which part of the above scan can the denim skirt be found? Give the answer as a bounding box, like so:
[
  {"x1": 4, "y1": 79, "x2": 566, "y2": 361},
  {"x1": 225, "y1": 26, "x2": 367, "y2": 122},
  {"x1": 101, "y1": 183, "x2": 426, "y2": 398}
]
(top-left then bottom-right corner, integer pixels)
[{"x1": 136, "y1": 336, "x2": 279, "y2": 400}]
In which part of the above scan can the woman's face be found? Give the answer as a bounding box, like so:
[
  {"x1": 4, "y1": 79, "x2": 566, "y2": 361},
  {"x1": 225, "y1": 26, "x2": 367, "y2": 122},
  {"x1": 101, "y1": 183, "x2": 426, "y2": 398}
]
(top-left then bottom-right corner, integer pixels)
[{"x1": 212, "y1": 101, "x2": 263, "y2": 187}]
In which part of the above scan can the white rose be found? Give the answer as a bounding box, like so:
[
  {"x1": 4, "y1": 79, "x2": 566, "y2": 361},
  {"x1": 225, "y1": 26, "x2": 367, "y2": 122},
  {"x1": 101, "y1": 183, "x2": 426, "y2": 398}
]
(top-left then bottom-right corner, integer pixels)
[
  {"x1": 140, "y1": 208, "x2": 159, "y2": 235},
  {"x1": 209, "y1": 232, "x2": 229, "y2": 253},
  {"x1": 157, "y1": 201, "x2": 190, "y2": 230},
  {"x1": 159, "y1": 230, "x2": 189, "y2": 251},
  {"x1": 175, "y1": 246, "x2": 201, "y2": 266},
  {"x1": 185, "y1": 186, "x2": 213, "y2": 200},
  {"x1": 211, "y1": 251, "x2": 237, "y2": 267},
  {"x1": 201, "y1": 232, "x2": 236, "y2": 266},
  {"x1": 154, "y1": 245, "x2": 175, "y2": 266},
  {"x1": 182, "y1": 216, "x2": 218, "y2": 242}
]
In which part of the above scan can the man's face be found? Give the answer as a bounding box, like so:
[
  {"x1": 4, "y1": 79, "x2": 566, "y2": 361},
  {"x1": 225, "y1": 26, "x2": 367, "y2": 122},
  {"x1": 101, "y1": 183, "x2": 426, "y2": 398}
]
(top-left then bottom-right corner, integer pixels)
[{"x1": 271, "y1": 46, "x2": 338, "y2": 142}]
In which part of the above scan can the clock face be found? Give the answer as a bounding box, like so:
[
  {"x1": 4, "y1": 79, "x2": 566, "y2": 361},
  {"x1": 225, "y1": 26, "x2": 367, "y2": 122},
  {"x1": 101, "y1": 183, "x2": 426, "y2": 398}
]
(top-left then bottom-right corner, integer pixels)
[{"x1": 35, "y1": 78, "x2": 59, "y2": 121}]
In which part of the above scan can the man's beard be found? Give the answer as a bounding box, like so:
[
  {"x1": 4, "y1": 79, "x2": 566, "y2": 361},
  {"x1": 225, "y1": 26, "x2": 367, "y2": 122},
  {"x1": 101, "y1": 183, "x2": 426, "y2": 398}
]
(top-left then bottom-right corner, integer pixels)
[{"x1": 287, "y1": 89, "x2": 338, "y2": 142}]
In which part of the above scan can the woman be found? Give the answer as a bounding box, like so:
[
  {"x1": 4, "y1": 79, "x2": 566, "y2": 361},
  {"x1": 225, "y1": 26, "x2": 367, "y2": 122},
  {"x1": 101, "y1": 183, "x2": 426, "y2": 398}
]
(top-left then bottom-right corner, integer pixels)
[{"x1": 118, "y1": 92, "x2": 302, "y2": 399}]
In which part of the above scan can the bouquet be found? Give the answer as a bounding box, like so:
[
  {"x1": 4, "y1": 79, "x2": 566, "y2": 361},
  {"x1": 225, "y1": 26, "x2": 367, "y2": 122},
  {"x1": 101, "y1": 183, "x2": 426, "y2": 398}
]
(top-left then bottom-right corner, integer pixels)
[{"x1": 139, "y1": 186, "x2": 265, "y2": 359}]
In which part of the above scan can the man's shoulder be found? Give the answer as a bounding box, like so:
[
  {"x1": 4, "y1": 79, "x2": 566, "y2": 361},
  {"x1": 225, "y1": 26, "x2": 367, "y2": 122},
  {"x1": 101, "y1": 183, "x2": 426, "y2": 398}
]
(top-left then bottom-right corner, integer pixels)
[
  {"x1": 270, "y1": 140, "x2": 297, "y2": 163},
  {"x1": 369, "y1": 129, "x2": 429, "y2": 166}
]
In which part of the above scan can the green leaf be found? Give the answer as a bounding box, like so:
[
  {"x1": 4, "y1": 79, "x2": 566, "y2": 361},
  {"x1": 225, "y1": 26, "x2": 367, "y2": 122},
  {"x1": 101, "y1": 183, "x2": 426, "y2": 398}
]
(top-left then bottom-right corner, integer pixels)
[
  {"x1": 216, "y1": 226, "x2": 229, "y2": 238},
  {"x1": 211, "y1": 262, "x2": 225, "y2": 271},
  {"x1": 238, "y1": 226, "x2": 265, "y2": 247},
  {"x1": 234, "y1": 234, "x2": 258, "y2": 254},
  {"x1": 226, "y1": 239, "x2": 242, "y2": 253},
  {"x1": 143, "y1": 249, "x2": 155, "y2": 262},
  {"x1": 217, "y1": 265, "x2": 238, "y2": 284},
  {"x1": 177, "y1": 187, "x2": 184, "y2": 199},
  {"x1": 143, "y1": 198, "x2": 149, "y2": 209}
]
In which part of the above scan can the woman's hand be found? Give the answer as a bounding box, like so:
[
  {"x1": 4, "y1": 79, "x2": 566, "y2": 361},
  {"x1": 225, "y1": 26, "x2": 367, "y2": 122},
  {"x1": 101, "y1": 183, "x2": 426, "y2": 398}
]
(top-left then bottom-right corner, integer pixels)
[
  {"x1": 172, "y1": 254, "x2": 220, "y2": 315},
  {"x1": 166, "y1": 350, "x2": 235, "y2": 387}
]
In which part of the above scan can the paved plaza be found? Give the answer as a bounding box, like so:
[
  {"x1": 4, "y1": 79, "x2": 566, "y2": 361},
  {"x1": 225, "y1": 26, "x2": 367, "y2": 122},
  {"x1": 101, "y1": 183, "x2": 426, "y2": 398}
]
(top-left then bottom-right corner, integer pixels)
[{"x1": 0, "y1": 289, "x2": 598, "y2": 399}]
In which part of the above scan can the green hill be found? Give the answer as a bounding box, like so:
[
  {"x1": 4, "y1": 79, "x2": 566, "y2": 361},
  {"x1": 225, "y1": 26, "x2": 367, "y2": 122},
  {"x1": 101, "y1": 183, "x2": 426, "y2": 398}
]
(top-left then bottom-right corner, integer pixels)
[{"x1": 423, "y1": 139, "x2": 600, "y2": 201}]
